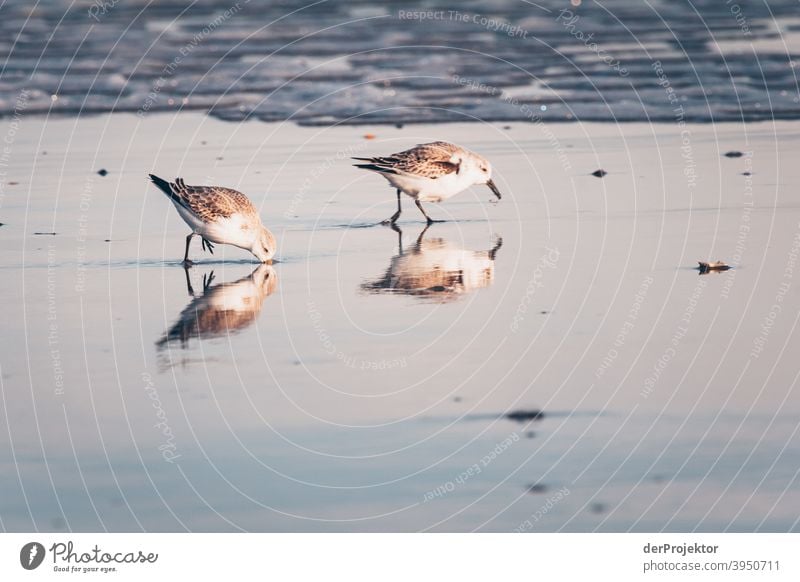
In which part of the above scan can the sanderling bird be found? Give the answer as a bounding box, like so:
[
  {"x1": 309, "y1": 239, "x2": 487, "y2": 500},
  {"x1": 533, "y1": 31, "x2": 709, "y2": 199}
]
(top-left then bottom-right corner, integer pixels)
[
  {"x1": 149, "y1": 175, "x2": 276, "y2": 265},
  {"x1": 353, "y1": 141, "x2": 502, "y2": 225}
]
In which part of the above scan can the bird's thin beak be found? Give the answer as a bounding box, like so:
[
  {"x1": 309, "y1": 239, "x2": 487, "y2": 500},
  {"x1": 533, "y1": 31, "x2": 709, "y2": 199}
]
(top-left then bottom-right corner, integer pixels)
[{"x1": 486, "y1": 179, "x2": 502, "y2": 200}]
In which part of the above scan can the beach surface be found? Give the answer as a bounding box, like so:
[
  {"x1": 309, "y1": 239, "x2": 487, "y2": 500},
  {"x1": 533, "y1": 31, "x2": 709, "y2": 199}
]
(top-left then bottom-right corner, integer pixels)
[{"x1": 1, "y1": 113, "x2": 799, "y2": 531}]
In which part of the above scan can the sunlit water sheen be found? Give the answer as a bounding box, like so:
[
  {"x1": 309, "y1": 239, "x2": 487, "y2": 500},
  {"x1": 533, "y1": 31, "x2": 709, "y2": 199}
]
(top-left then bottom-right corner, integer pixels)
[{"x1": 1, "y1": 114, "x2": 799, "y2": 531}]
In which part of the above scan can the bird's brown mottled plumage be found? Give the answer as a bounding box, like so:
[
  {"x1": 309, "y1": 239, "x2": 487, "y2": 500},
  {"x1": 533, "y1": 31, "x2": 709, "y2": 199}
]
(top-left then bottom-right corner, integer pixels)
[
  {"x1": 353, "y1": 141, "x2": 461, "y2": 178},
  {"x1": 162, "y1": 177, "x2": 258, "y2": 223}
]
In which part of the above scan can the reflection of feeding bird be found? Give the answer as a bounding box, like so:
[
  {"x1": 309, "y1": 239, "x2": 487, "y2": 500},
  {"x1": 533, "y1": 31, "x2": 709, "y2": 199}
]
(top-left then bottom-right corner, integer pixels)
[
  {"x1": 157, "y1": 264, "x2": 277, "y2": 350},
  {"x1": 353, "y1": 141, "x2": 502, "y2": 225},
  {"x1": 149, "y1": 175, "x2": 277, "y2": 265},
  {"x1": 361, "y1": 225, "x2": 502, "y2": 302}
]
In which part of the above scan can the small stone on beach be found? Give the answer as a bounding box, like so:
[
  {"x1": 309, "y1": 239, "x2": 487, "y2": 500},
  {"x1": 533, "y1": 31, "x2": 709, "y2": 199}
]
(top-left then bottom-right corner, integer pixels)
[
  {"x1": 97, "y1": 168, "x2": 108, "y2": 176},
  {"x1": 591, "y1": 169, "x2": 607, "y2": 178},
  {"x1": 590, "y1": 502, "x2": 607, "y2": 514},
  {"x1": 724, "y1": 151, "x2": 744, "y2": 158}
]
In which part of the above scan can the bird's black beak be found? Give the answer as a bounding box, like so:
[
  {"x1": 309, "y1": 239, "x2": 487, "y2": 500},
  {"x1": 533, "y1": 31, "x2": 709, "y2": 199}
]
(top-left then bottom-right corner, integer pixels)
[{"x1": 486, "y1": 179, "x2": 502, "y2": 200}]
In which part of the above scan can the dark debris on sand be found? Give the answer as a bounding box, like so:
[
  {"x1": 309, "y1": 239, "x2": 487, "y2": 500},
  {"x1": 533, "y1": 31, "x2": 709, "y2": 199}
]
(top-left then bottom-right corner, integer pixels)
[
  {"x1": 506, "y1": 409, "x2": 545, "y2": 422},
  {"x1": 97, "y1": 168, "x2": 108, "y2": 176},
  {"x1": 591, "y1": 169, "x2": 608, "y2": 178},
  {"x1": 724, "y1": 151, "x2": 744, "y2": 158},
  {"x1": 698, "y1": 260, "x2": 731, "y2": 274}
]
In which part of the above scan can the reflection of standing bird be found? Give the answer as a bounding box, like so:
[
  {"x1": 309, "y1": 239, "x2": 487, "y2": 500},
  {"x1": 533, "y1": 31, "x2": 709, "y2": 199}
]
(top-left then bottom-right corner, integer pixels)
[
  {"x1": 353, "y1": 141, "x2": 502, "y2": 224},
  {"x1": 149, "y1": 174, "x2": 276, "y2": 265},
  {"x1": 157, "y1": 264, "x2": 277, "y2": 350},
  {"x1": 361, "y1": 226, "x2": 502, "y2": 302}
]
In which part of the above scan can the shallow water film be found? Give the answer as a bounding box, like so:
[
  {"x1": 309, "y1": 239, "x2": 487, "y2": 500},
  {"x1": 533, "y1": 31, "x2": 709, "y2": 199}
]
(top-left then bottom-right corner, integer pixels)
[{"x1": 1, "y1": 0, "x2": 800, "y2": 533}]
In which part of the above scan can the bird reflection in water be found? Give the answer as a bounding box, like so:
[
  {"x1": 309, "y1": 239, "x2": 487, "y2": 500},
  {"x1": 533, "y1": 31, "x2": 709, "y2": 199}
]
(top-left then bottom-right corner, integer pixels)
[
  {"x1": 157, "y1": 264, "x2": 277, "y2": 352},
  {"x1": 361, "y1": 225, "x2": 502, "y2": 302}
]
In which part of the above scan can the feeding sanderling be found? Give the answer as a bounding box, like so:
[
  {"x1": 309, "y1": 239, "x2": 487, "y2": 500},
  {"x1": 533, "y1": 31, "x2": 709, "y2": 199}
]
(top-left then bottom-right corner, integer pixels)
[
  {"x1": 149, "y1": 175, "x2": 276, "y2": 265},
  {"x1": 353, "y1": 141, "x2": 502, "y2": 225}
]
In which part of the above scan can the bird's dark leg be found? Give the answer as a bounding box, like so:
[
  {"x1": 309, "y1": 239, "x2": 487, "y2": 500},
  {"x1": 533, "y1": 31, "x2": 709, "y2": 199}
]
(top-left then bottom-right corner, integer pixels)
[
  {"x1": 203, "y1": 271, "x2": 216, "y2": 292},
  {"x1": 390, "y1": 222, "x2": 403, "y2": 254},
  {"x1": 382, "y1": 189, "x2": 402, "y2": 225},
  {"x1": 183, "y1": 233, "x2": 195, "y2": 266},
  {"x1": 415, "y1": 223, "x2": 431, "y2": 249},
  {"x1": 183, "y1": 263, "x2": 196, "y2": 297},
  {"x1": 415, "y1": 199, "x2": 436, "y2": 225},
  {"x1": 488, "y1": 236, "x2": 504, "y2": 261},
  {"x1": 201, "y1": 238, "x2": 215, "y2": 254}
]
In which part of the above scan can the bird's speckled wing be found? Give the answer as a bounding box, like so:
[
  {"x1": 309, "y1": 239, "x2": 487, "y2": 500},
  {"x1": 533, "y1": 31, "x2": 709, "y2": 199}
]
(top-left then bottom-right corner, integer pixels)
[
  {"x1": 166, "y1": 178, "x2": 257, "y2": 222},
  {"x1": 354, "y1": 141, "x2": 461, "y2": 178}
]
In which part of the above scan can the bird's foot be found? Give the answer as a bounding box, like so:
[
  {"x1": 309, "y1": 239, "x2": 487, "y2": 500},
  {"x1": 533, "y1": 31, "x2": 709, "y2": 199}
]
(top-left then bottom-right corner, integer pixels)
[
  {"x1": 201, "y1": 238, "x2": 215, "y2": 254},
  {"x1": 202, "y1": 271, "x2": 216, "y2": 291},
  {"x1": 182, "y1": 259, "x2": 194, "y2": 268}
]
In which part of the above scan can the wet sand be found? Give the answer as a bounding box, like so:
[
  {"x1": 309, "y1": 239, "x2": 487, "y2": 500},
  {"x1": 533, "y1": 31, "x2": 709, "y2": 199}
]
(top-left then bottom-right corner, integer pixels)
[{"x1": 1, "y1": 114, "x2": 799, "y2": 531}]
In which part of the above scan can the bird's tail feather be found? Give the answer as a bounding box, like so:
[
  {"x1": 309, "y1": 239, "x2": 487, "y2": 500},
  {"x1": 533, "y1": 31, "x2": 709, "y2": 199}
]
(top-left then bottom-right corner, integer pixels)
[
  {"x1": 352, "y1": 159, "x2": 398, "y2": 175},
  {"x1": 149, "y1": 174, "x2": 174, "y2": 196},
  {"x1": 149, "y1": 174, "x2": 193, "y2": 212}
]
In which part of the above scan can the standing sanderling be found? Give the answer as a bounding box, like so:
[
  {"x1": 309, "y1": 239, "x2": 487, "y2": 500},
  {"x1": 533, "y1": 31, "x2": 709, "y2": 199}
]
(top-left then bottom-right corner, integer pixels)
[
  {"x1": 353, "y1": 141, "x2": 502, "y2": 225},
  {"x1": 149, "y1": 175, "x2": 277, "y2": 265}
]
